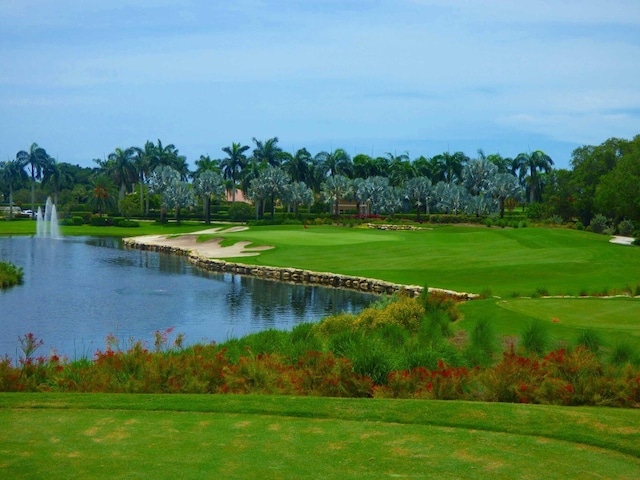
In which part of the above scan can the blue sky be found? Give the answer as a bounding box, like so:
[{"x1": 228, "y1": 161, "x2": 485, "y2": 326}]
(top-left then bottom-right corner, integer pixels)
[{"x1": 2, "y1": 0, "x2": 639, "y2": 170}]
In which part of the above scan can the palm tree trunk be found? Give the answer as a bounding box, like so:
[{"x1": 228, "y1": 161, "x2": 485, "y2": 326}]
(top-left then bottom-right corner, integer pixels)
[{"x1": 204, "y1": 196, "x2": 211, "y2": 224}]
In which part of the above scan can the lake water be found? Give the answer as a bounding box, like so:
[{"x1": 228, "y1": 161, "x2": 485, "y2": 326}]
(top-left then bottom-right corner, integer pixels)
[{"x1": 0, "y1": 236, "x2": 376, "y2": 360}]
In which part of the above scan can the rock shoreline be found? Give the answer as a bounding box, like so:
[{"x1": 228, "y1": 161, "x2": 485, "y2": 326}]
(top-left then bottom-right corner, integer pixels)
[{"x1": 122, "y1": 237, "x2": 478, "y2": 301}]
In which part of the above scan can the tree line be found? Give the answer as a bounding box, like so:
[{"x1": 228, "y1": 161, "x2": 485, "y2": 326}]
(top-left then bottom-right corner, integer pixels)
[{"x1": 1, "y1": 134, "x2": 638, "y2": 229}]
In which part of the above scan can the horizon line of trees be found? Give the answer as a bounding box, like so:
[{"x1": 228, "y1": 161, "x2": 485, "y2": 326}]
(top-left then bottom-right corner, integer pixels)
[{"x1": 1, "y1": 134, "x2": 639, "y2": 227}]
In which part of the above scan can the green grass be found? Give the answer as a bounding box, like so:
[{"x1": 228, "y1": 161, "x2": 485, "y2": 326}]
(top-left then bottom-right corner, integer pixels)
[
  {"x1": 1, "y1": 393, "x2": 639, "y2": 479},
  {"x1": 2, "y1": 221, "x2": 640, "y2": 476},
  {"x1": 213, "y1": 225, "x2": 639, "y2": 297},
  {"x1": 0, "y1": 219, "x2": 215, "y2": 237},
  {"x1": 459, "y1": 297, "x2": 640, "y2": 351}
]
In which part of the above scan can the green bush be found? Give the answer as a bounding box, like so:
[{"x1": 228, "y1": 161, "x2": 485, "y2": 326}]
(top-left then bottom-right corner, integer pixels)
[
  {"x1": 590, "y1": 214, "x2": 609, "y2": 234},
  {"x1": 520, "y1": 320, "x2": 549, "y2": 356},
  {"x1": 610, "y1": 341, "x2": 636, "y2": 366},
  {"x1": 90, "y1": 216, "x2": 111, "y2": 226},
  {"x1": 116, "y1": 219, "x2": 140, "y2": 228},
  {"x1": 228, "y1": 202, "x2": 254, "y2": 222},
  {"x1": 618, "y1": 219, "x2": 635, "y2": 237},
  {"x1": 0, "y1": 261, "x2": 24, "y2": 288},
  {"x1": 575, "y1": 329, "x2": 602, "y2": 353},
  {"x1": 465, "y1": 318, "x2": 498, "y2": 367},
  {"x1": 525, "y1": 202, "x2": 549, "y2": 221}
]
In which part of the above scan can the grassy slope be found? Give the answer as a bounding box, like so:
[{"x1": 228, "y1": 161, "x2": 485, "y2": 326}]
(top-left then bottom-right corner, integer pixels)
[
  {"x1": 1, "y1": 394, "x2": 639, "y2": 479},
  {"x1": 459, "y1": 297, "x2": 640, "y2": 349}
]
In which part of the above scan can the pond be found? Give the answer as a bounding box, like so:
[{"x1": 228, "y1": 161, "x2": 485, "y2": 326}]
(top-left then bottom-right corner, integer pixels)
[{"x1": 0, "y1": 236, "x2": 376, "y2": 360}]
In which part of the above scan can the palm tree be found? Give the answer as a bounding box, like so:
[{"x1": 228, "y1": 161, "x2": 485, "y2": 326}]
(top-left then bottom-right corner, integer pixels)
[
  {"x1": 321, "y1": 175, "x2": 352, "y2": 217},
  {"x1": 404, "y1": 176, "x2": 433, "y2": 220},
  {"x1": 151, "y1": 139, "x2": 189, "y2": 179},
  {"x1": 432, "y1": 151, "x2": 468, "y2": 184},
  {"x1": 41, "y1": 158, "x2": 73, "y2": 206},
  {"x1": 462, "y1": 159, "x2": 498, "y2": 195},
  {"x1": 105, "y1": 147, "x2": 137, "y2": 203},
  {"x1": 352, "y1": 154, "x2": 375, "y2": 178},
  {"x1": 490, "y1": 173, "x2": 522, "y2": 218},
  {"x1": 411, "y1": 155, "x2": 435, "y2": 179},
  {"x1": 193, "y1": 155, "x2": 221, "y2": 177},
  {"x1": 315, "y1": 148, "x2": 353, "y2": 178},
  {"x1": 163, "y1": 179, "x2": 194, "y2": 225},
  {"x1": 282, "y1": 148, "x2": 312, "y2": 184},
  {"x1": 149, "y1": 165, "x2": 180, "y2": 224},
  {"x1": 88, "y1": 175, "x2": 117, "y2": 217},
  {"x1": 221, "y1": 142, "x2": 250, "y2": 203},
  {"x1": 193, "y1": 170, "x2": 225, "y2": 224},
  {"x1": 16, "y1": 143, "x2": 50, "y2": 212},
  {"x1": 386, "y1": 152, "x2": 414, "y2": 187},
  {"x1": 252, "y1": 137, "x2": 283, "y2": 168},
  {"x1": 514, "y1": 150, "x2": 554, "y2": 203},
  {"x1": 0, "y1": 159, "x2": 28, "y2": 219},
  {"x1": 283, "y1": 181, "x2": 313, "y2": 218},
  {"x1": 132, "y1": 141, "x2": 157, "y2": 215},
  {"x1": 249, "y1": 166, "x2": 289, "y2": 219}
]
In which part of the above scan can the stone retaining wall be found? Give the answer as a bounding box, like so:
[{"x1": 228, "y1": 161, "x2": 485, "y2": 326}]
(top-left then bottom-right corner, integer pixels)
[{"x1": 122, "y1": 238, "x2": 477, "y2": 301}]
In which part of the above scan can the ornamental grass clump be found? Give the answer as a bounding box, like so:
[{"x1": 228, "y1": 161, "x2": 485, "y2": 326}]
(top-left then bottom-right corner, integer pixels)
[{"x1": 520, "y1": 320, "x2": 549, "y2": 356}]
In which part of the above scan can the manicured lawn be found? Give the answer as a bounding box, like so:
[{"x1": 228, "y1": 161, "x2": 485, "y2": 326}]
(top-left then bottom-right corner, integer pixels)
[
  {"x1": 213, "y1": 225, "x2": 639, "y2": 297},
  {"x1": 0, "y1": 219, "x2": 212, "y2": 237},
  {"x1": 459, "y1": 297, "x2": 640, "y2": 350},
  {"x1": 1, "y1": 394, "x2": 639, "y2": 479}
]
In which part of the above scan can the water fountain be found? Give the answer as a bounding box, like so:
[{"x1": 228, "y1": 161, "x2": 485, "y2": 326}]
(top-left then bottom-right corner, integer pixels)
[{"x1": 36, "y1": 197, "x2": 61, "y2": 239}]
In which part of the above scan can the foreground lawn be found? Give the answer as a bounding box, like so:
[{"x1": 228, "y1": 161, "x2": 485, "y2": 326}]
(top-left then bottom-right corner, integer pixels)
[
  {"x1": 213, "y1": 225, "x2": 639, "y2": 297},
  {"x1": 1, "y1": 394, "x2": 639, "y2": 479}
]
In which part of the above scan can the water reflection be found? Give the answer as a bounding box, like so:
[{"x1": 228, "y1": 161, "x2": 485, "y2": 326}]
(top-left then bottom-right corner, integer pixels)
[{"x1": 0, "y1": 236, "x2": 375, "y2": 359}]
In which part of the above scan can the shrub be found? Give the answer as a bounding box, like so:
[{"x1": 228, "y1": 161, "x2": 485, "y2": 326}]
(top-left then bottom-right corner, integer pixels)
[
  {"x1": 531, "y1": 287, "x2": 549, "y2": 298},
  {"x1": 227, "y1": 202, "x2": 253, "y2": 222},
  {"x1": 575, "y1": 221, "x2": 584, "y2": 230},
  {"x1": 575, "y1": 329, "x2": 602, "y2": 353},
  {"x1": 618, "y1": 219, "x2": 635, "y2": 237},
  {"x1": 525, "y1": 202, "x2": 549, "y2": 221},
  {"x1": 419, "y1": 289, "x2": 461, "y2": 322},
  {"x1": 116, "y1": 220, "x2": 140, "y2": 227},
  {"x1": 520, "y1": 320, "x2": 549, "y2": 356},
  {"x1": 0, "y1": 261, "x2": 24, "y2": 288},
  {"x1": 589, "y1": 214, "x2": 609, "y2": 234},
  {"x1": 90, "y1": 216, "x2": 111, "y2": 226},
  {"x1": 549, "y1": 215, "x2": 563, "y2": 225},
  {"x1": 465, "y1": 318, "x2": 498, "y2": 367},
  {"x1": 610, "y1": 341, "x2": 636, "y2": 366}
]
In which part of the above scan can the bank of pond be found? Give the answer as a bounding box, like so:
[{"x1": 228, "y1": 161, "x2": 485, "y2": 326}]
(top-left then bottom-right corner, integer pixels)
[{"x1": 3, "y1": 292, "x2": 639, "y2": 408}]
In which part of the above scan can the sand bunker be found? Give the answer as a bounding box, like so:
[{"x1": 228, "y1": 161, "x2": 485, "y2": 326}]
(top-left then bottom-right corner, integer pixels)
[
  {"x1": 126, "y1": 226, "x2": 273, "y2": 258},
  {"x1": 610, "y1": 236, "x2": 635, "y2": 246}
]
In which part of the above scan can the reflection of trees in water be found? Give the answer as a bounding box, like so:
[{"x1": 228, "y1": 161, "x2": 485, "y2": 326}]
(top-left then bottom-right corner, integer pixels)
[
  {"x1": 86, "y1": 237, "x2": 121, "y2": 249},
  {"x1": 225, "y1": 274, "x2": 247, "y2": 320},
  {"x1": 238, "y1": 276, "x2": 375, "y2": 327}
]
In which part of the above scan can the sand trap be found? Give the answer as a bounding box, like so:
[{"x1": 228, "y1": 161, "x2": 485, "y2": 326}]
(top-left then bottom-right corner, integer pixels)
[
  {"x1": 610, "y1": 236, "x2": 636, "y2": 246},
  {"x1": 126, "y1": 226, "x2": 272, "y2": 258}
]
